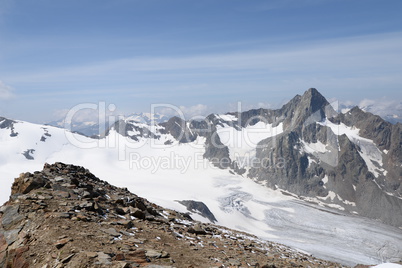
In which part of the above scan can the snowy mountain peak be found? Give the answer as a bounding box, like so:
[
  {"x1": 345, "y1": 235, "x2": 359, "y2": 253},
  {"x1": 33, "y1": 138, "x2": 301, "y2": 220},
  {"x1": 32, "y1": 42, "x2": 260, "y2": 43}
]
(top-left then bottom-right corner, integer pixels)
[
  {"x1": 125, "y1": 112, "x2": 169, "y2": 125},
  {"x1": 302, "y1": 87, "x2": 329, "y2": 110},
  {"x1": 47, "y1": 112, "x2": 170, "y2": 137}
]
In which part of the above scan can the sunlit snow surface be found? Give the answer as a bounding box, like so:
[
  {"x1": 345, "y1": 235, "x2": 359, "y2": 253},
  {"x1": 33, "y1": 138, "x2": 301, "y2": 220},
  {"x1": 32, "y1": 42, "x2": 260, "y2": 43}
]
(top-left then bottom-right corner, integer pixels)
[
  {"x1": 1, "y1": 120, "x2": 402, "y2": 266},
  {"x1": 372, "y1": 264, "x2": 402, "y2": 268},
  {"x1": 216, "y1": 120, "x2": 283, "y2": 166}
]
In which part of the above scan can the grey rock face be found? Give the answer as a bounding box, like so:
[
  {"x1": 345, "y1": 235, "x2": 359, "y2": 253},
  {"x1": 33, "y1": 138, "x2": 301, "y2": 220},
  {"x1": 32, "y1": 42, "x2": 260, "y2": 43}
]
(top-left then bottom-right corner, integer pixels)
[
  {"x1": 334, "y1": 107, "x2": 402, "y2": 197},
  {"x1": 202, "y1": 122, "x2": 231, "y2": 168},
  {"x1": 0, "y1": 117, "x2": 18, "y2": 137},
  {"x1": 161, "y1": 116, "x2": 197, "y2": 143},
  {"x1": 22, "y1": 149, "x2": 35, "y2": 160},
  {"x1": 111, "y1": 119, "x2": 161, "y2": 141},
  {"x1": 249, "y1": 130, "x2": 328, "y2": 197},
  {"x1": 177, "y1": 200, "x2": 217, "y2": 223},
  {"x1": 245, "y1": 89, "x2": 402, "y2": 227},
  {"x1": 1, "y1": 205, "x2": 24, "y2": 230},
  {"x1": 3, "y1": 227, "x2": 22, "y2": 246}
]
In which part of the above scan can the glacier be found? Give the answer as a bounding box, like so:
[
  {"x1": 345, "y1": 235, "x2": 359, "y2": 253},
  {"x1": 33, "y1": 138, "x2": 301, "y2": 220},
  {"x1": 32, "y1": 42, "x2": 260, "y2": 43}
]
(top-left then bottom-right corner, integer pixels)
[{"x1": 0, "y1": 118, "x2": 401, "y2": 266}]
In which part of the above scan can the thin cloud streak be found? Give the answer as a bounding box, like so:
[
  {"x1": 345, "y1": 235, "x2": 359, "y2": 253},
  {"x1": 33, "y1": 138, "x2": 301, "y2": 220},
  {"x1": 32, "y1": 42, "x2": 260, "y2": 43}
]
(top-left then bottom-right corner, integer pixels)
[
  {"x1": 5, "y1": 32, "x2": 402, "y2": 84},
  {"x1": 358, "y1": 98, "x2": 402, "y2": 117},
  {"x1": 0, "y1": 80, "x2": 14, "y2": 99}
]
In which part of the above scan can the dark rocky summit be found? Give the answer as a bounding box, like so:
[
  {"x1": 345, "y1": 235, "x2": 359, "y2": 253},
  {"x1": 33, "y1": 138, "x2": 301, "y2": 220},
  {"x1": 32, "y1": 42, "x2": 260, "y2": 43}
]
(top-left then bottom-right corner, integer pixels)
[{"x1": 0, "y1": 162, "x2": 345, "y2": 268}]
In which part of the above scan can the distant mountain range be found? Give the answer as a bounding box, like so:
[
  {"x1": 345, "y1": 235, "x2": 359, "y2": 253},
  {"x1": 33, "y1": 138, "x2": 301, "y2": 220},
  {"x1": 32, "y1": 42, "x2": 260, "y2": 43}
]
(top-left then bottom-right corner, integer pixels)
[
  {"x1": 1, "y1": 88, "x2": 401, "y2": 265},
  {"x1": 46, "y1": 102, "x2": 402, "y2": 139},
  {"x1": 46, "y1": 112, "x2": 169, "y2": 137}
]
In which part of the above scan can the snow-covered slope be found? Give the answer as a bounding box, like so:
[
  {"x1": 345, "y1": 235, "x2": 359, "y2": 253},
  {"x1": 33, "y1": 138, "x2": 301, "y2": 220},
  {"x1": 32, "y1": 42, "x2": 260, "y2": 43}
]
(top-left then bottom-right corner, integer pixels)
[
  {"x1": 0, "y1": 117, "x2": 401, "y2": 266},
  {"x1": 215, "y1": 114, "x2": 284, "y2": 168}
]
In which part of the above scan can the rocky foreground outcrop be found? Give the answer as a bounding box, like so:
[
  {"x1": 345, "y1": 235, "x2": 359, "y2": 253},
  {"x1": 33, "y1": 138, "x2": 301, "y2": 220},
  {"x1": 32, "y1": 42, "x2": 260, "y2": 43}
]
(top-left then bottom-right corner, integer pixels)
[{"x1": 0, "y1": 162, "x2": 345, "y2": 268}]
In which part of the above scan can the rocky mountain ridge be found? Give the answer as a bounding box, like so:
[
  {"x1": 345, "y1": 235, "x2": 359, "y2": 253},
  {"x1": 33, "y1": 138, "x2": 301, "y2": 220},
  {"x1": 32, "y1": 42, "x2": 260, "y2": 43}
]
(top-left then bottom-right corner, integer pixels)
[
  {"x1": 46, "y1": 113, "x2": 169, "y2": 138},
  {"x1": 0, "y1": 162, "x2": 344, "y2": 268},
  {"x1": 110, "y1": 89, "x2": 402, "y2": 228}
]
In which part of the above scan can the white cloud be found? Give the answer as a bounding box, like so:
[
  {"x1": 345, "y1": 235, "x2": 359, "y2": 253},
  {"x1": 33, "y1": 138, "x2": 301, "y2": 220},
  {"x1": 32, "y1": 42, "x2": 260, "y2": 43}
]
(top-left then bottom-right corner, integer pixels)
[
  {"x1": 224, "y1": 101, "x2": 276, "y2": 114},
  {"x1": 178, "y1": 104, "x2": 209, "y2": 119},
  {"x1": 3, "y1": 31, "x2": 402, "y2": 116},
  {"x1": 53, "y1": 108, "x2": 102, "y2": 123},
  {"x1": 358, "y1": 98, "x2": 402, "y2": 118},
  {"x1": 52, "y1": 104, "x2": 123, "y2": 124},
  {"x1": 156, "y1": 101, "x2": 276, "y2": 121},
  {"x1": 6, "y1": 32, "x2": 402, "y2": 87},
  {"x1": 52, "y1": 103, "x2": 210, "y2": 124},
  {"x1": 0, "y1": 80, "x2": 14, "y2": 99},
  {"x1": 339, "y1": 98, "x2": 402, "y2": 122},
  {"x1": 156, "y1": 104, "x2": 210, "y2": 120}
]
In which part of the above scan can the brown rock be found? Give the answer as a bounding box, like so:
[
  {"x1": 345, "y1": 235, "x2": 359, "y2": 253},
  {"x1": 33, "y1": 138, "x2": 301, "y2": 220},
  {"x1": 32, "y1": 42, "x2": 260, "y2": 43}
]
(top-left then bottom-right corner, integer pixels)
[
  {"x1": 130, "y1": 208, "x2": 145, "y2": 219},
  {"x1": 188, "y1": 223, "x2": 207, "y2": 235},
  {"x1": 54, "y1": 212, "x2": 71, "y2": 219},
  {"x1": 0, "y1": 251, "x2": 6, "y2": 267},
  {"x1": 125, "y1": 249, "x2": 148, "y2": 264},
  {"x1": 114, "y1": 253, "x2": 126, "y2": 261},
  {"x1": 102, "y1": 228, "x2": 120, "y2": 237},
  {"x1": 11, "y1": 173, "x2": 46, "y2": 195},
  {"x1": 261, "y1": 264, "x2": 276, "y2": 268},
  {"x1": 96, "y1": 252, "x2": 112, "y2": 265},
  {"x1": 119, "y1": 220, "x2": 134, "y2": 229},
  {"x1": 112, "y1": 262, "x2": 132, "y2": 268},
  {"x1": 53, "y1": 190, "x2": 70, "y2": 199},
  {"x1": 75, "y1": 214, "x2": 90, "y2": 222},
  {"x1": 145, "y1": 249, "x2": 162, "y2": 258},
  {"x1": 61, "y1": 253, "x2": 75, "y2": 263},
  {"x1": 5, "y1": 246, "x2": 29, "y2": 268},
  {"x1": 0, "y1": 233, "x2": 7, "y2": 253},
  {"x1": 125, "y1": 237, "x2": 145, "y2": 246},
  {"x1": 85, "y1": 252, "x2": 98, "y2": 258},
  {"x1": 55, "y1": 237, "x2": 72, "y2": 249},
  {"x1": 132, "y1": 200, "x2": 147, "y2": 211},
  {"x1": 115, "y1": 207, "x2": 126, "y2": 215}
]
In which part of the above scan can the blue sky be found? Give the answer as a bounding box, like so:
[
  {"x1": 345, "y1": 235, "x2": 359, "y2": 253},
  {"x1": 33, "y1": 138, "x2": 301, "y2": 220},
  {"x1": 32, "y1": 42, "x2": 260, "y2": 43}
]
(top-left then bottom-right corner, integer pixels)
[{"x1": 0, "y1": 0, "x2": 401, "y2": 122}]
